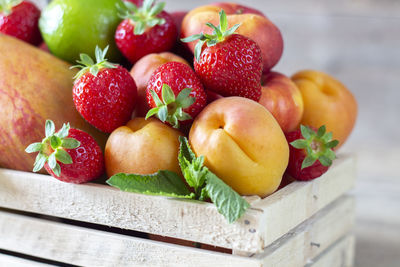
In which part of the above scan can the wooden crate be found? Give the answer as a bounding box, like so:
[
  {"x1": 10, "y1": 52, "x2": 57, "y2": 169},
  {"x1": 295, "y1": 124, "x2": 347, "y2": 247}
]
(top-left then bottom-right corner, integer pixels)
[{"x1": 0, "y1": 154, "x2": 356, "y2": 266}]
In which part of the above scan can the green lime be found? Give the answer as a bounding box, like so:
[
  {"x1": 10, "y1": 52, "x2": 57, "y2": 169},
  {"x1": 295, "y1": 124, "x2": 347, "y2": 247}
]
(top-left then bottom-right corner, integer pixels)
[{"x1": 39, "y1": 0, "x2": 123, "y2": 63}]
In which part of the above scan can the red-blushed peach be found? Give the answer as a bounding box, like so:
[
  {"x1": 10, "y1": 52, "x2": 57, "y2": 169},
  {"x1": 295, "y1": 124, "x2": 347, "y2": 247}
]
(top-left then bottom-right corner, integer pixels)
[
  {"x1": 292, "y1": 70, "x2": 358, "y2": 148},
  {"x1": 181, "y1": 3, "x2": 283, "y2": 72},
  {"x1": 105, "y1": 118, "x2": 182, "y2": 177},
  {"x1": 189, "y1": 97, "x2": 289, "y2": 197},
  {"x1": 130, "y1": 52, "x2": 189, "y2": 117},
  {"x1": 259, "y1": 72, "x2": 304, "y2": 133}
]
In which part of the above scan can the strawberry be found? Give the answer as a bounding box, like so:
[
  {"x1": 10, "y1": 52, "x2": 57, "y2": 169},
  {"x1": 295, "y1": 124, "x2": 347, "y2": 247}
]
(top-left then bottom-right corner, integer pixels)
[
  {"x1": 124, "y1": 0, "x2": 143, "y2": 5},
  {"x1": 0, "y1": 0, "x2": 42, "y2": 45},
  {"x1": 25, "y1": 120, "x2": 104, "y2": 184},
  {"x1": 285, "y1": 125, "x2": 339, "y2": 181},
  {"x1": 71, "y1": 46, "x2": 138, "y2": 133},
  {"x1": 145, "y1": 61, "x2": 206, "y2": 128},
  {"x1": 115, "y1": 0, "x2": 177, "y2": 64},
  {"x1": 181, "y1": 10, "x2": 262, "y2": 101}
]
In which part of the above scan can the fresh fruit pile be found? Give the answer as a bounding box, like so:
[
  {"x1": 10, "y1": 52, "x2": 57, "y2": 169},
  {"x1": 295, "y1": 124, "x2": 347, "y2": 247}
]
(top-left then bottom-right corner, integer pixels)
[{"x1": 0, "y1": 0, "x2": 358, "y2": 223}]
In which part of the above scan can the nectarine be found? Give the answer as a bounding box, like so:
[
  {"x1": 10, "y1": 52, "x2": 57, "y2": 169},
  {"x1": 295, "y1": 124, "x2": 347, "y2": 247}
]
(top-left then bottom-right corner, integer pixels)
[
  {"x1": 259, "y1": 72, "x2": 304, "y2": 133},
  {"x1": 292, "y1": 70, "x2": 357, "y2": 148},
  {"x1": 189, "y1": 97, "x2": 289, "y2": 197}
]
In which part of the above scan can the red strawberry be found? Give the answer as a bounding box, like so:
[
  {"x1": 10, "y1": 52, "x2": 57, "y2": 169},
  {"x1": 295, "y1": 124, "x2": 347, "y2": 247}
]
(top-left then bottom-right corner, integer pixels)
[
  {"x1": 285, "y1": 125, "x2": 339, "y2": 181},
  {"x1": 145, "y1": 61, "x2": 206, "y2": 128},
  {"x1": 0, "y1": 0, "x2": 42, "y2": 45},
  {"x1": 71, "y1": 46, "x2": 138, "y2": 133},
  {"x1": 25, "y1": 120, "x2": 104, "y2": 184},
  {"x1": 115, "y1": 0, "x2": 177, "y2": 64},
  {"x1": 181, "y1": 10, "x2": 262, "y2": 101},
  {"x1": 123, "y1": 0, "x2": 143, "y2": 5}
]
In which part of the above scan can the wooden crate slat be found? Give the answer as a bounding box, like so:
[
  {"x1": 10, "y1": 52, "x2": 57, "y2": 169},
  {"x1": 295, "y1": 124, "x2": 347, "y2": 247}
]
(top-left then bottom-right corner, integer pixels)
[
  {"x1": 0, "y1": 253, "x2": 53, "y2": 267},
  {"x1": 0, "y1": 210, "x2": 259, "y2": 267},
  {"x1": 252, "y1": 195, "x2": 355, "y2": 266},
  {"x1": 254, "y1": 154, "x2": 356, "y2": 248},
  {"x1": 0, "y1": 155, "x2": 355, "y2": 253},
  {"x1": 0, "y1": 195, "x2": 354, "y2": 267},
  {"x1": 308, "y1": 235, "x2": 355, "y2": 267}
]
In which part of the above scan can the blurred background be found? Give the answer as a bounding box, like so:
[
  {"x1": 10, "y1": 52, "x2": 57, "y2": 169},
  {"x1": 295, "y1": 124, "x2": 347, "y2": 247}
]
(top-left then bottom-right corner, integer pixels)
[{"x1": 32, "y1": 0, "x2": 400, "y2": 266}]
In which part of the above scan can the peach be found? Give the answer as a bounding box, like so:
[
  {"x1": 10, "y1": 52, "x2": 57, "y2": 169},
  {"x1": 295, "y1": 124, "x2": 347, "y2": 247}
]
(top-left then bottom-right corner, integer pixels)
[
  {"x1": 105, "y1": 118, "x2": 182, "y2": 177},
  {"x1": 292, "y1": 70, "x2": 357, "y2": 148},
  {"x1": 189, "y1": 97, "x2": 289, "y2": 197},
  {"x1": 130, "y1": 52, "x2": 189, "y2": 117},
  {"x1": 259, "y1": 72, "x2": 304, "y2": 133},
  {"x1": 181, "y1": 3, "x2": 283, "y2": 72}
]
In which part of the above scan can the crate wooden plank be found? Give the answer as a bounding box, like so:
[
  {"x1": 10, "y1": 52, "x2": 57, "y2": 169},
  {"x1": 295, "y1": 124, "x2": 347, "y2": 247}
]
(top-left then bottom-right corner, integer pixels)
[
  {"x1": 308, "y1": 235, "x2": 355, "y2": 267},
  {"x1": 0, "y1": 154, "x2": 355, "y2": 253},
  {"x1": 253, "y1": 195, "x2": 355, "y2": 266},
  {"x1": 0, "y1": 253, "x2": 53, "y2": 267},
  {"x1": 0, "y1": 195, "x2": 354, "y2": 267},
  {"x1": 253, "y1": 154, "x2": 356, "y2": 248},
  {"x1": 0, "y1": 210, "x2": 259, "y2": 267}
]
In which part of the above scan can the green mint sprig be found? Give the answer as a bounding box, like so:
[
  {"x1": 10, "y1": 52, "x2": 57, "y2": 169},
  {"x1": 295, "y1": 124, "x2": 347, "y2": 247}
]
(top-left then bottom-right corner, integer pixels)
[
  {"x1": 107, "y1": 136, "x2": 250, "y2": 223},
  {"x1": 290, "y1": 125, "x2": 339, "y2": 169},
  {"x1": 25, "y1": 120, "x2": 80, "y2": 177},
  {"x1": 181, "y1": 9, "x2": 241, "y2": 62},
  {"x1": 117, "y1": 0, "x2": 166, "y2": 35}
]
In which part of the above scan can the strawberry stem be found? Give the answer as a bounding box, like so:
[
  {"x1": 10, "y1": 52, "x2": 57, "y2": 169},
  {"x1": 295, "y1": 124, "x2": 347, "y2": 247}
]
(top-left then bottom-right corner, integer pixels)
[
  {"x1": 181, "y1": 10, "x2": 241, "y2": 62},
  {"x1": 290, "y1": 125, "x2": 339, "y2": 169},
  {"x1": 0, "y1": 0, "x2": 22, "y2": 15},
  {"x1": 117, "y1": 0, "x2": 166, "y2": 35},
  {"x1": 70, "y1": 46, "x2": 117, "y2": 80},
  {"x1": 145, "y1": 84, "x2": 195, "y2": 128},
  {"x1": 25, "y1": 120, "x2": 81, "y2": 177}
]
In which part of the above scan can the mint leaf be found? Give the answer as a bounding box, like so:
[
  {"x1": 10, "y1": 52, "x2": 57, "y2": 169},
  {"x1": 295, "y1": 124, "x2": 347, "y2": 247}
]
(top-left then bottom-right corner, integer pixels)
[
  {"x1": 107, "y1": 170, "x2": 194, "y2": 199},
  {"x1": 178, "y1": 136, "x2": 207, "y2": 190},
  {"x1": 204, "y1": 171, "x2": 250, "y2": 223}
]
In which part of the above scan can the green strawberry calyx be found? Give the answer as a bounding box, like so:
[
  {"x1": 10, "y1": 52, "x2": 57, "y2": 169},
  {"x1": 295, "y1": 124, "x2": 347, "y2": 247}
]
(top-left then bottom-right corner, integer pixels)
[
  {"x1": 25, "y1": 120, "x2": 81, "y2": 177},
  {"x1": 290, "y1": 125, "x2": 339, "y2": 169},
  {"x1": 145, "y1": 84, "x2": 196, "y2": 128},
  {"x1": 70, "y1": 46, "x2": 117, "y2": 80},
  {"x1": 0, "y1": 0, "x2": 22, "y2": 15},
  {"x1": 181, "y1": 9, "x2": 241, "y2": 62},
  {"x1": 117, "y1": 0, "x2": 166, "y2": 35}
]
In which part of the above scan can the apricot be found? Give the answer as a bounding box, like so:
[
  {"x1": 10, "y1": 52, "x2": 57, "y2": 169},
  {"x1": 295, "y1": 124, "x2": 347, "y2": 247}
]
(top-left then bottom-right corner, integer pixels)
[
  {"x1": 189, "y1": 97, "x2": 289, "y2": 197},
  {"x1": 105, "y1": 118, "x2": 182, "y2": 177},
  {"x1": 292, "y1": 70, "x2": 357, "y2": 148}
]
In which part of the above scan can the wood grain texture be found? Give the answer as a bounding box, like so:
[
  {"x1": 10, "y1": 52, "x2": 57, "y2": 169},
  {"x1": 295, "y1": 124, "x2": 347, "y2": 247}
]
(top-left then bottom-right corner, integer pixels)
[
  {"x1": 0, "y1": 195, "x2": 354, "y2": 267},
  {"x1": 0, "y1": 253, "x2": 52, "y2": 267},
  {"x1": 0, "y1": 155, "x2": 355, "y2": 253},
  {"x1": 253, "y1": 196, "x2": 355, "y2": 266},
  {"x1": 307, "y1": 235, "x2": 355, "y2": 267}
]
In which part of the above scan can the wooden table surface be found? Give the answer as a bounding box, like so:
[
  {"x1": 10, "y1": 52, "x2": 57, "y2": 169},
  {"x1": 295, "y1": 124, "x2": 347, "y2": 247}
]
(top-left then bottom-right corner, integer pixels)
[{"x1": 30, "y1": 0, "x2": 400, "y2": 266}]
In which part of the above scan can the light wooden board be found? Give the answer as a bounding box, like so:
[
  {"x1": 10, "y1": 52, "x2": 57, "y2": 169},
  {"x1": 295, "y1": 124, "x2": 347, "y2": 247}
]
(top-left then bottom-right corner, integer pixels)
[
  {"x1": 253, "y1": 195, "x2": 355, "y2": 266},
  {"x1": 308, "y1": 235, "x2": 355, "y2": 267},
  {"x1": 0, "y1": 154, "x2": 355, "y2": 253},
  {"x1": 0, "y1": 253, "x2": 53, "y2": 267},
  {"x1": 0, "y1": 195, "x2": 354, "y2": 267}
]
